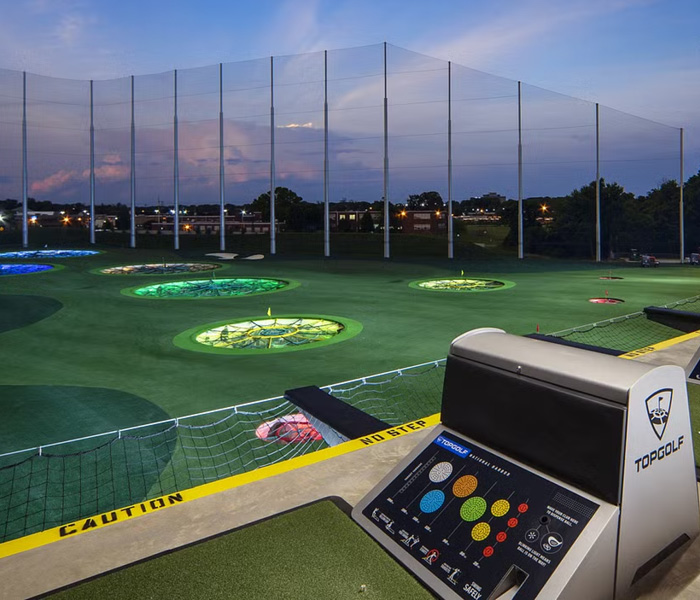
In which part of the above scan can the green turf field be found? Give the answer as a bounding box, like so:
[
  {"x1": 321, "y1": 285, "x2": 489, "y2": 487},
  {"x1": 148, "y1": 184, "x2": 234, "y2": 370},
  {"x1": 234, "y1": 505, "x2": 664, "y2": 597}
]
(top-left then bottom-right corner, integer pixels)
[
  {"x1": 1, "y1": 246, "x2": 699, "y2": 451},
  {"x1": 1, "y1": 244, "x2": 699, "y2": 544},
  {"x1": 48, "y1": 499, "x2": 435, "y2": 600}
]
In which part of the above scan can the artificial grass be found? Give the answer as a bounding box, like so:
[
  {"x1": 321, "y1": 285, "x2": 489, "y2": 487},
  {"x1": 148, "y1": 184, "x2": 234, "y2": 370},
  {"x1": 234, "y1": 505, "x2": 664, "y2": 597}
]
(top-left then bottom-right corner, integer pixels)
[
  {"x1": 0, "y1": 295, "x2": 63, "y2": 333},
  {"x1": 1, "y1": 247, "x2": 699, "y2": 450},
  {"x1": 48, "y1": 499, "x2": 435, "y2": 600},
  {"x1": 0, "y1": 386, "x2": 171, "y2": 455}
]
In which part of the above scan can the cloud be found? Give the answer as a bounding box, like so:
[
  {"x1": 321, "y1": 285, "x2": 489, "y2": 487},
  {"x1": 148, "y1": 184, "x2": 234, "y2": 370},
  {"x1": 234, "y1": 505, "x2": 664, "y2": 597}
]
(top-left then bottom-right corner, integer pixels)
[
  {"x1": 55, "y1": 14, "x2": 89, "y2": 45},
  {"x1": 279, "y1": 122, "x2": 314, "y2": 129},
  {"x1": 30, "y1": 169, "x2": 79, "y2": 194},
  {"x1": 425, "y1": 0, "x2": 655, "y2": 72},
  {"x1": 85, "y1": 164, "x2": 130, "y2": 182}
]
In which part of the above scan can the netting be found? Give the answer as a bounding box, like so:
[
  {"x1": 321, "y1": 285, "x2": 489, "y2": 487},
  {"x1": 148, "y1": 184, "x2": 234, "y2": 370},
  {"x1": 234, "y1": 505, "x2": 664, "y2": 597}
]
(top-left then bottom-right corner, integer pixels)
[
  {"x1": 274, "y1": 51, "x2": 324, "y2": 244},
  {"x1": 521, "y1": 84, "x2": 597, "y2": 257},
  {"x1": 0, "y1": 69, "x2": 22, "y2": 212},
  {"x1": 222, "y1": 57, "x2": 270, "y2": 212},
  {"x1": 327, "y1": 360, "x2": 445, "y2": 426},
  {"x1": 599, "y1": 106, "x2": 680, "y2": 258},
  {"x1": 327, "y1": 45, "x2": 384, "y2": 210},
  {"x1": 177, "y1": 64, "x2": 221, "y2": 215},
  {"x1": 386, "y1": 45, "x2": 448, "y2": 233},
  {"x1": 451, "y1": 63, "x2": 518, "y2": 203},
  {"x1": 548, "y1": 295, "x2": 700, "y2": 352},
  {"x1": 93, "y1": 76, "x2": 131, "y2": 208},
  {"x1": 133, "y1": 70, "x2": 174, "y2": 217},
  {"x1": 25, "y1": 73, "x2": 90, "y2": 208},
  {"x1": 0, "y1": 45, "x2": 684, "y2": 259},
  {"x1": 0, "y1": 362, "x2": 444, "y2": 544}
]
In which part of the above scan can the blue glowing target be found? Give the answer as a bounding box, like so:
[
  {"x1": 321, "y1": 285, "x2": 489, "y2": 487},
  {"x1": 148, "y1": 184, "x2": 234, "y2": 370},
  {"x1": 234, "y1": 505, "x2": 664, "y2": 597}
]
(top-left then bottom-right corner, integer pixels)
[
  {"x1": 419, "y1": 489, "x2": 446, "y2": 513},
  {"x1": 0, "y1": 264, "x2": 54, "y2": 276}
]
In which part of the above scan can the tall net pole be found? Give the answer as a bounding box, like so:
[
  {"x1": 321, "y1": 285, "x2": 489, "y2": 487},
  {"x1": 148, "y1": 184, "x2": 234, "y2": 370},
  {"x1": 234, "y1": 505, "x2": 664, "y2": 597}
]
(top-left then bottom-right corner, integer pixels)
[
  {"x1": 89, "y1": 80, "x2": 96, "y2": 245},
  {"x1": 595, "y1": 103, "x2": 601, "y2": 262},
  {"x1": 447, "y1": 61, "x2": 453, "y2": 260},
  {"x1": 22, "y1": 71, "x2": 28, "y2": 249},
  {"x1": 517, "y1": 81, "x2": 523, "y2": 260},
  {"x1": 130, "y1": 75, "x2": 136, "y2": 249},
  {"x1": 173, "y1": 69, "x2": 180, "y2": 251},
  {"x1": 270, "y1": 57, "x2": 276, "y2": 255},
  {"x1": 383, "y1": 42, "x2": 390, "y2": 259},
  {"x1": 324, "y1": 50, "x2": 330, "y2": 258},
  {"x1": 680, "y1": 127, "x2": 685, "y2": 263},
  {"x1": 219, "y1": 63, "x2": 226, "y2": 252}
]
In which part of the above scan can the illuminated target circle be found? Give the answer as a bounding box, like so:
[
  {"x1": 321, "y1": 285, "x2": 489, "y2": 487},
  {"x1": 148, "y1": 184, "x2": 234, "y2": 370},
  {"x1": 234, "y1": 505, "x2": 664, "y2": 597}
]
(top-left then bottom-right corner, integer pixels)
[
  {"x1": 0, "y1": 250, "x2": 98, "y2": 259},
  {"x1": 0, "y1": 264, "x2": 55, "y2": 276},
  {"x1": 452, "y1": 475, "x2": 478, "y2": 498},
  {"x1": 410, "y1": 277, "x2": 515, "y2": 293},
  {"x1": 460, "y1": 497, "x2": 487, "y2": 522},
  {"x1": 491, "y1": 499, "x2": 510, "y2": 517},
  {"x1": 471, "y1": 522, "x2": 491, "y2": 542},
  {"x1": 127, "y1": 278, "x2": 295, "y2": 299},
  {"x1": 175, "y1": 315, "x2": 362, "y2": 356},
  {"x1": 589, "y1": 297, "x2": 624, "y2": 304},
  {"x1": 429, "y1": 461, "x2": 453, "y2": 483},
  {"x1": 419, "y1": 490, "x2": 446, "y2": 514},
  {"x1": 99, "y1": 263, "x2": 222, "y2": 275}
]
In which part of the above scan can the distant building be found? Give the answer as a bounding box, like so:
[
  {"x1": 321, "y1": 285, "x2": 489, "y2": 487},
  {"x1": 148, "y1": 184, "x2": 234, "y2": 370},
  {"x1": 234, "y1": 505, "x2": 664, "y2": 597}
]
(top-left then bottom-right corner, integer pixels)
[
  {"x1": 143, "y1": 213, "x2": 281, "y2": 235},
  {"x1": 329, "y1": 210, "x2": 381, "y2": 232},
  {"x1": 470, "y1": 192, "x2": 506, "y2": 203},
  {"x1": 458, "y1": 209, "x2": 502, "y2": 223},
  {"x1": 398, "y1": 210, "x2": 446, "y2": 234}
]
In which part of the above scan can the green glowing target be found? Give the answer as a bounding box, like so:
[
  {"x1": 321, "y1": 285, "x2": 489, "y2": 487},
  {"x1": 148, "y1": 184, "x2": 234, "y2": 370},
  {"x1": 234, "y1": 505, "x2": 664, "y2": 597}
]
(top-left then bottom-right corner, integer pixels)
[{"x1": 132, "y1": 278, "x2": 290, "y2": 298}]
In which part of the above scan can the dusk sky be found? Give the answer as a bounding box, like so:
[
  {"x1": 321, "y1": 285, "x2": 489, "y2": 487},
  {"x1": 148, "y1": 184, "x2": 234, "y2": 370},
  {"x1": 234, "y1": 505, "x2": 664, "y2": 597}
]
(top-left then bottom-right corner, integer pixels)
[{"x1": 0, "y1": 0, "x2": 698, "y2": 206}]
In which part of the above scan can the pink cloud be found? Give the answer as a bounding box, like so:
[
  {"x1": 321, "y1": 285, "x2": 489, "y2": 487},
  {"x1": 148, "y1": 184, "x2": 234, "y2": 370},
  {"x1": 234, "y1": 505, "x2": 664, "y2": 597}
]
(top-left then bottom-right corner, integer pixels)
[
  {"x1": 82, "y1": 163, "x2": 129, "y2": 182},
  {"x1": 30, "y1": 169, "x2": 79, "y2": 193}
]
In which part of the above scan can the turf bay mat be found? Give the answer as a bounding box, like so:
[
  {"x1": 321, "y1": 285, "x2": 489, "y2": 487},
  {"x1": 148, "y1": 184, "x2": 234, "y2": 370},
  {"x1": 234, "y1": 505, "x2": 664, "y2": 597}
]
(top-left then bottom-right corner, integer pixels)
[{"x1": 44, "y1": 498, "x2": 435, "y2": 600}]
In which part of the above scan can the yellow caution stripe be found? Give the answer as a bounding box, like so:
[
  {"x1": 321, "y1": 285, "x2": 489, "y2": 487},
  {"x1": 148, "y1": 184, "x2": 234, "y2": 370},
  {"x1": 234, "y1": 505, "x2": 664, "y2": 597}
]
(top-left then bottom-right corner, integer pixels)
[
  {"x1": 0, "y1": 414, "x2": 439, "y2": 559},
  {"x1": 619, "y1": 330, "x2": 700, "y2": 359}
]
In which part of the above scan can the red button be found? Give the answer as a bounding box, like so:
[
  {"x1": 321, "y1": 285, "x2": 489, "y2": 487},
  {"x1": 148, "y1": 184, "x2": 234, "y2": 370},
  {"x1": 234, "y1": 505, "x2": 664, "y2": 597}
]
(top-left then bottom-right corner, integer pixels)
[
  {"x1": 507, "y1": 518, "x2": 519, "y2": 528},
  {"x1": 496, "y1": 532, "x2": 507, "y2": 543},
  {"x1": 518, "y1": 503, "x2": 529, "y2": 514},
  {"x1": 483, "y1": 546, "x2": 494, "y2": 557}
]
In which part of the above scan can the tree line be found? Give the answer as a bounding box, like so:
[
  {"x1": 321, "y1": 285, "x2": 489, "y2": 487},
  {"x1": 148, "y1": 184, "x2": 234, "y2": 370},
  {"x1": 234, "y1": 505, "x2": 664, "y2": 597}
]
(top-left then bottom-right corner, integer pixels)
[
  {"x1": 502, "y1": 171, "x2": 700, "y2": 257},
  {"x1": 4, "y1": 170, "x2": 700, "y2": 257}
]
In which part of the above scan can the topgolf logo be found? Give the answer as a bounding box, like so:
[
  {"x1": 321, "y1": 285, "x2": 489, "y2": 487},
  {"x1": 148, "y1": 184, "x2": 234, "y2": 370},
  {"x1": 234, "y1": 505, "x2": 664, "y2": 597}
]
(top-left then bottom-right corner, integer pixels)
[{"x1": 645, "y1": 389, "x2": 672, "y2": 440}]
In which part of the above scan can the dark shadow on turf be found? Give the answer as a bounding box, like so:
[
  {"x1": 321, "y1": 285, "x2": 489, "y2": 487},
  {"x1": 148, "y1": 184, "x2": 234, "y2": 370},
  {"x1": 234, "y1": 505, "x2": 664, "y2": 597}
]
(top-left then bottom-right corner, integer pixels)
[
  {"x1": 0, "y1": 295, "x2": 63, "y2": 333},
  {"x1": 0, "y1": 385, "x2": 171, "y2": 454}
]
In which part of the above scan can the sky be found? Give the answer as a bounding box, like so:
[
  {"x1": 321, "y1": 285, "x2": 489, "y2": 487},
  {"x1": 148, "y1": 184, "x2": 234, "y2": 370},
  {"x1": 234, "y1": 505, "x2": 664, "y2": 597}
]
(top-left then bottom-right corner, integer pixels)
[{"x1": 0, "y1": 0, "x2": 698, "y2": 206}]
